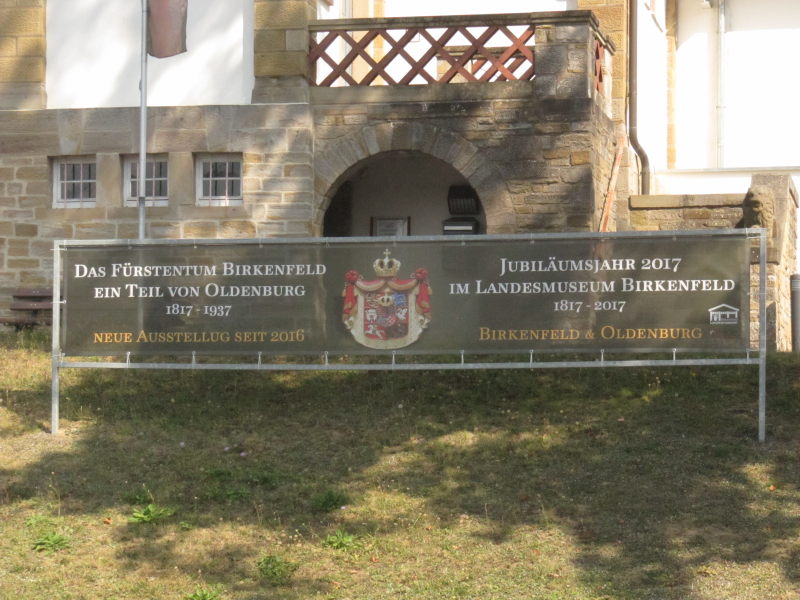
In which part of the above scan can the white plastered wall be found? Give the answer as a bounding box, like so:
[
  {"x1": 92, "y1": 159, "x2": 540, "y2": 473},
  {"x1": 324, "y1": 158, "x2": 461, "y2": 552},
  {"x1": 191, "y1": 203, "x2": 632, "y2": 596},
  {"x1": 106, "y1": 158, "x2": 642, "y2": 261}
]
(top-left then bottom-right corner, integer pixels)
[
  {"x1": 667, "y1": 0, "x2": 800, "y2": 268},
  {"x1": 318, "y1": 0, "x2": 576, "y2": 19},
  {"x1": 381, "y1": 0, "x2": 575, "y2": 17},
  {"x1": 673, "y1": 0, "x2": 800, "y2": 170},
  {"x1": 46, "y1": 0, "x2": 254, "y2": 108},
  {"x1": 635, "y1": 0, "x2": 668, "y2": 172}
]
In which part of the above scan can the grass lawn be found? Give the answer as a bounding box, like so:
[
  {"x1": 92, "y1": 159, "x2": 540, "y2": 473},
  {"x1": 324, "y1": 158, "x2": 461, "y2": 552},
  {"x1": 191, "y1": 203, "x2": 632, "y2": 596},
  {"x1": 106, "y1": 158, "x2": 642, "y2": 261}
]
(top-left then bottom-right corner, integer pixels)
[{"x1": 1, "y1": 330, "x2": 799, "y2": 599}]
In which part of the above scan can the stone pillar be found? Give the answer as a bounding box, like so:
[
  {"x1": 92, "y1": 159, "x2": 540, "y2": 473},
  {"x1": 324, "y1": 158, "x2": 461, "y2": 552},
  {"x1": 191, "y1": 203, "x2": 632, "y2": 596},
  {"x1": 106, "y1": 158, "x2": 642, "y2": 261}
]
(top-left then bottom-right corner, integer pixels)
[
  {"x1": 750, "y1": 173, "x2": 799, "y2": 351},
  {"x1": 577, "y1": 0, "x2": 635, "y2": 230},
  {"x1": 252, "y1": 0, "x2": 313, "y2": 103},
  {"x1": 0, "y1": 0, "x2": 45, "y2": 109},
  {"x1": 576, "y1": 0, "x2": 627, "y2": 120},
  {"x1": 534, "y1": 16, "x2": 604, "y2": 103}
]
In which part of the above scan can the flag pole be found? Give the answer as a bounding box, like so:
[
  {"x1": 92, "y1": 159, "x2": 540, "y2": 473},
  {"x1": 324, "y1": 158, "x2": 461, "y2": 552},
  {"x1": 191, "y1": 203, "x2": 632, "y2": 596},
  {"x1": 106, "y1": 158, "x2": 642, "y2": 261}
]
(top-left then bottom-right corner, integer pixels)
[{"x1": 138, "y1": 0, "x2": 148, "y2": 240}]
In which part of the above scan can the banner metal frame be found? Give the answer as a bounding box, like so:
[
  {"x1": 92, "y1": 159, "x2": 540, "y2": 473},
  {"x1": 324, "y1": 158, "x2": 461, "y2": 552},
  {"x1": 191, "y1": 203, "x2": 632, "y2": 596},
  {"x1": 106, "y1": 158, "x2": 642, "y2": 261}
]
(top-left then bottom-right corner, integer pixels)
[{"x1": 49, "y1": 229, "x2": 768, "y2": 441}]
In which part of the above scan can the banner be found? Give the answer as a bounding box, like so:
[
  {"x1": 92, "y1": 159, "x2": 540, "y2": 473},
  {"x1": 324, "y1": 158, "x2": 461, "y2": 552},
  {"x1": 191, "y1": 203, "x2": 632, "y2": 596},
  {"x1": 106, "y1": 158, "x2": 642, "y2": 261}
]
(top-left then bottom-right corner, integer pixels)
[
  {"x1": 58, "y1": 234, "x2": 751, "y2": 356},
  {"x1": 148, "y1": 0, "x2": 188, "y2": 58}
]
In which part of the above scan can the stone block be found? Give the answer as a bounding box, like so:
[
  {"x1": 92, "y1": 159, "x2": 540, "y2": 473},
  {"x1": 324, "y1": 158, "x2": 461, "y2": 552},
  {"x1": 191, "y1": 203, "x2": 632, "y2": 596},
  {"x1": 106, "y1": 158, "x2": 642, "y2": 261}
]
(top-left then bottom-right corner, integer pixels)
[
  {"x1": 75, "y1": 222, "x2": 116, "y2": 239},
  {"x1": 0, "y1": 273, "x2": 18, "y2": 287},
  {"x1": 552, "y1": 24, "x2": 591, "y2": 43},
  {"x1": 16, "y1": 36, "x2": 43, "y2": 57},
  {"x1": 147, "y1": 222, "x2": 182, "y2": 239},
  {"x1": 285, "y1": 29, "x2": 307, "y2": 52},
  {"x1": 312, "y1": 157, "x2": 338, "y2": 187},
  {"x1": 390, "y1": 122, "x2": 414, "y2": 150},
  {"x1": 534, "y1": 45, "x2": 568, "y2": 76},
  {"x1": 17, "y1": 196, "x2": 46, "y2": 209},
  {"x1": 7, "y1": 257, "x2": 38, "y2": 269},
  {"x1": 283, "y1": 221, "x2": 312, "y2": 235},
  {"x1": 150, "y1": 130, "x2": 207, "y2": 153},
  {"x1": 254, "y1": 30, "x2": 286, "y2": 53},
  {"x1": 38, "y1": 222, "x2": 73, "y2": 238},
  {"x1": 570, "y1": 150, "x2": 591, "y2": 165},
  {"x1": 267, "y1": 203, "x2": 312, "y2": 220},
  {"x1": 29, "y1": 239, "x2": 52, "y2": 258},
  {"x1": 220, "y1": 220, "x2": 257, "y2": 238},
  {"x1": 407, "y1": 122, "x2": 436, "y2": 154},
  {"x1": 178, "y1": 206, "x2": 248, "y2": 220},
  {"x1": 7, "y1": 239, "x2": 29, "y2": 255},
  {"x1": 255, "y1": 51, "x2": 307, "y2": 78},
  {"x1": 17, "y1": 270, "x2": 48, "y2": 286},
  {"x1": 0, "y1": 36, "x2": 15, "y2": 56},
  {"x1": 257, "y1": 221, "x2": 286, "y2": 236},
  {"x1": 0, "y1": 109, "x2": 55, "y2": 133},
  {"x1": 24, "y1": 180, "x2": 48, "y2": 195},
  {"x1": 0, "y1": 81, "x2": 44, "y2": 109},
  {"x1": 2, "y1": 208, "x2": 33, "y2": 219},
  {"x1": 287, "y1": 128, "x2": 312, "y2": 153},
  {"x1": 284, "y1": 164, "x2": 312, "y2": 179},
  {"x1": 557, "y1": 74, "x2": 590, "y2": 99},
  {"x1": 590, "y1": 6, "x2": 626, "y2": 32},
  {"x1": 116, "y1": 223, "x2": 139, "y2": 239},
  {"x1": 360, "y1": 126, "x2": 381, "y2": 155},
  {"x1": 251, "y1": 78, "x2": 310, "y2": 104},
  {"x1": 168, "y1": 152, "x2": 195, "y2": 207},
  {"x1": 14, "y1": 222, "x2": 36, "y2": 236},
  {"x1": 282, "y1": 192, "x2": 313, "y2": 204},
  {"x1": 183, "y1": 222, "x2": 218, "y2": 238},
  {"x1": 254, "y1": 0, "x2": 309, "y2": 30},
  {"x1": 684, "y1": 208, "x2": 713, "y2": 220},
  {"x1": 343, "y1": 113, "x2": 367, "y2": 125},
  {"x1": 248, "y1": 163, "x2": 285, "y2": 179},
  {"x1": 566, "y1": 214, "x2": 593, "y2": 229},
  {"x1": 261, "y1": 178, "x2": 312, "y2": 193},
  {"x1": 568, "y1": 49, "x2": 588, "y2": 74},
  {"x1": 0, "y1": 56, "x2": 42, "y2": 82},
  {"x1": 0, "y1": 8, "x2": 44, "y2": 36},
  {"x1": 96, "y1": 152, "x2": 122, "y2": 208},
  {"x1": 83, "y1": 108, "x2": 136, "y2": 133}
]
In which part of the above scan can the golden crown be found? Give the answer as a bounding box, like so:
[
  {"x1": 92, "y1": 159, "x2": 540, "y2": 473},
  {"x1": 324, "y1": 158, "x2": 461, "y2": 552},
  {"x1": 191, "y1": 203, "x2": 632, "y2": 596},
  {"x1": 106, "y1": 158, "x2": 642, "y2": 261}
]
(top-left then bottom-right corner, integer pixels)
[{"x1": 373, "y1": 249, "x2": 401, "y2": 277}]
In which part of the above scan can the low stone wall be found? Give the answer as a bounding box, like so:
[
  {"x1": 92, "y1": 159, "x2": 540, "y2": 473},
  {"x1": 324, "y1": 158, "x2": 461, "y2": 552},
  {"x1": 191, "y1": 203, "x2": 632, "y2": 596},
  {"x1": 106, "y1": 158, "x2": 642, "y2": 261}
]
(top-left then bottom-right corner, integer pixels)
[{"x1": 629, "y1": 174, "x2": 798, "y2": 351}]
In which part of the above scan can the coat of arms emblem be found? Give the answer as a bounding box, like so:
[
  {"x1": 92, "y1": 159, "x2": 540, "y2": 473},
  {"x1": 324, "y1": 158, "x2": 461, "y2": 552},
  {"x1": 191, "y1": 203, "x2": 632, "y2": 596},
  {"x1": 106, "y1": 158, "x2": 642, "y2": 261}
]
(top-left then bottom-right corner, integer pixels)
[{"x1": 342, "y1": 250, "x2": 432, "y2": 349}]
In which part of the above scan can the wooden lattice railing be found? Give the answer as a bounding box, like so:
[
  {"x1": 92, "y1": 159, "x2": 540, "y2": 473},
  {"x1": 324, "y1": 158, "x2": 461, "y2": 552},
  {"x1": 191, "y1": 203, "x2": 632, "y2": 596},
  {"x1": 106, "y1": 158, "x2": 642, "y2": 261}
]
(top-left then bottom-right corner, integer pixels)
[{"x1": 309, "y1": 15, "x2": 537, "y2": 87}]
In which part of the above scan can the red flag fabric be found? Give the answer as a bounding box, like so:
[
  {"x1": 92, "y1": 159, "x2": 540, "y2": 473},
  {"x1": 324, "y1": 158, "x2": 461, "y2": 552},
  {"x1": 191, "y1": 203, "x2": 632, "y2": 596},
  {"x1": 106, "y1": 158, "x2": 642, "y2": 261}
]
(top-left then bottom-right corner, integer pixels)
[{"x1": 148, "y1": 0, "x2": 188, "y2": 58}]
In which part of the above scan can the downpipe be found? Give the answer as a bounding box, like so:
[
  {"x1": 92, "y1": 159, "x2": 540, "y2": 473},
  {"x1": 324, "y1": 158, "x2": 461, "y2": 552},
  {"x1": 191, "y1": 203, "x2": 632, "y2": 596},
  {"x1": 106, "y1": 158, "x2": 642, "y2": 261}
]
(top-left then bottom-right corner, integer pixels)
[{"x1": 628, "y1": 0, "x2": 651, "y2": 195}]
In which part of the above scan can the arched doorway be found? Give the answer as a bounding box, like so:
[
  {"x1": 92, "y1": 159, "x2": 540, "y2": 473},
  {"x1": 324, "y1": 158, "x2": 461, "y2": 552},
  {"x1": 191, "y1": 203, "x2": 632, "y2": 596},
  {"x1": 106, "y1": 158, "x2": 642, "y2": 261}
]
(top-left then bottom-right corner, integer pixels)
[{"x1": 322, "y1": 151, "x2": 484, "y2": 237}]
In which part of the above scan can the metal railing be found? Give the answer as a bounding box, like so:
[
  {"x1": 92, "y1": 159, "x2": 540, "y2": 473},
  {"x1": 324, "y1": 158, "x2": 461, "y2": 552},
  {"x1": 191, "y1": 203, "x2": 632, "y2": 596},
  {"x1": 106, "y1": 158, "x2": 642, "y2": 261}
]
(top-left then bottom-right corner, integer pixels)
[{"x1": 309, "y1": 14, "x2": 537, "y2": 87}]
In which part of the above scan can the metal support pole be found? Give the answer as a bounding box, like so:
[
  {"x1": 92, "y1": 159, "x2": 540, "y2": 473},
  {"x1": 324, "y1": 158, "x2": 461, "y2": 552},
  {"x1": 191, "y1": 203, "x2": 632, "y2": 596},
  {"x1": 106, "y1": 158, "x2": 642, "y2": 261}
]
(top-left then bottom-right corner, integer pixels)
[
  {"x1": 758, "y1": 229, "x2": 767, "y2": 443},
  {"x1": 791, "y1": 274, "x2": 800, "y2": 352},
  {"x1": 51, "y1": 358, "x2": 59, "y2": 435},
  {"x1": 51, "y1": 242, "x2": 63, "y2": 434},
  {"x1": 138, "y1": 0, "x2": 148, "y2": 240}
]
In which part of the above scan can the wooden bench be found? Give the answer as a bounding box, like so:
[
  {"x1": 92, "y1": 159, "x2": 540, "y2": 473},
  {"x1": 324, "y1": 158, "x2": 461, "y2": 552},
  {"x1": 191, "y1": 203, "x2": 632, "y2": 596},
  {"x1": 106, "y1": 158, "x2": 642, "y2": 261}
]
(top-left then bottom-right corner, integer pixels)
[{"x1": 0, "y1": 288, "x2": 53, "y2": 330}]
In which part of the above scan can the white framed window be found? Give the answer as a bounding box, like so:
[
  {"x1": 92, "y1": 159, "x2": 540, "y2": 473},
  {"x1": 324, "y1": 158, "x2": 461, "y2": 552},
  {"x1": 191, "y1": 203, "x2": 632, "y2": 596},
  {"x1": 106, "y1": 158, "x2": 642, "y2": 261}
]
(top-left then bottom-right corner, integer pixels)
[
  {"x1": 53, "y1": 158, "x2": 96, "y2": 208},
  {"x1": 124, "y1": 156, "x2": 169, "y2": 207},
  {"x1": 195, "y1": 155, "x2": 243, "y2": 206}
]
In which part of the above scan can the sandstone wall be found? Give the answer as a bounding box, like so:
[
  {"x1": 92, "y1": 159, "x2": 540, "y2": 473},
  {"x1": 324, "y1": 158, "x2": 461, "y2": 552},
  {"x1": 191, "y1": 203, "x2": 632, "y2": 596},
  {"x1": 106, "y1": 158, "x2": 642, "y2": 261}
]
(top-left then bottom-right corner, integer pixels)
[
  {"x1": 629, "y1": 174, "x2": 799, "y2": 351},
  {"x1": 0, "y1": 0, "x2": 45, "y2": 109},
  {"x1": 0, "y1": 104, "x2": 314, "y2": 315}
]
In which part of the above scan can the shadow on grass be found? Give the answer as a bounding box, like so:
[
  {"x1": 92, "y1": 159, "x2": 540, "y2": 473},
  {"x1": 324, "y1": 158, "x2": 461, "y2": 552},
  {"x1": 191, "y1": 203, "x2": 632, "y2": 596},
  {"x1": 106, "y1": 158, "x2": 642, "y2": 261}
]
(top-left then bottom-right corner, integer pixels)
[{"x1": 2, "y1": 337, "x2": 800, "y2": 598}]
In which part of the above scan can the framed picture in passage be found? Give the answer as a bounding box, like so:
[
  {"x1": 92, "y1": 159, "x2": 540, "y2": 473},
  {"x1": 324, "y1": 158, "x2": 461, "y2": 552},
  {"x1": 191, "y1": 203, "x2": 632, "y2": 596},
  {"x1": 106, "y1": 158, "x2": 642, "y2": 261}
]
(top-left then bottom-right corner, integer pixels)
[{"x1": 371, "y1": 217, "x2": 410, "y2": 237}]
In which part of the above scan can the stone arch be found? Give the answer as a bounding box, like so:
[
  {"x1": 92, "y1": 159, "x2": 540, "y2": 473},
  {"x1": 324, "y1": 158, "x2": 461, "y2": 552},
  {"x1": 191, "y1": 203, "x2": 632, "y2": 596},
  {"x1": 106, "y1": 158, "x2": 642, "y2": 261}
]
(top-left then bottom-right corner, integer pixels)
[{"x1": 312, "y1": 121, "x2": 515, "y2": 235}]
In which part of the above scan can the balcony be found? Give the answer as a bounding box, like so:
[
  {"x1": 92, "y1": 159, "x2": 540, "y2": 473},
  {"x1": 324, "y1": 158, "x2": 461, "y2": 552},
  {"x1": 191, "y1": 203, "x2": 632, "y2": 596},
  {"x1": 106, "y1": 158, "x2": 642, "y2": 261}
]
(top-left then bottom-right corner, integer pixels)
[{"x1": 309, "y1": 11, "x2": 612, "y2": 100}]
